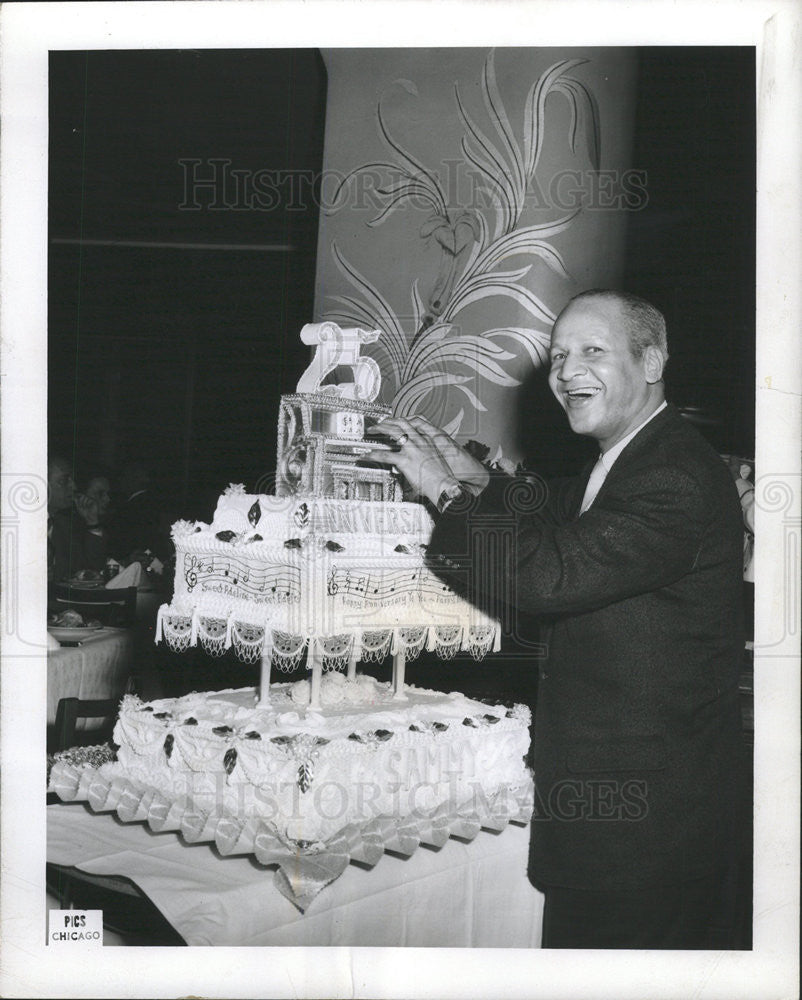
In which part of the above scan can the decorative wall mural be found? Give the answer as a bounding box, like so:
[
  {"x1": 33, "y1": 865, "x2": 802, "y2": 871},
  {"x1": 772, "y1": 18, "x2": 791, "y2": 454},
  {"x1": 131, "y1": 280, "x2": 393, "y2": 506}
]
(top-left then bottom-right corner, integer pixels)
[{"x1": 324, "y1": 50, "x2": 600, "y2": 440}]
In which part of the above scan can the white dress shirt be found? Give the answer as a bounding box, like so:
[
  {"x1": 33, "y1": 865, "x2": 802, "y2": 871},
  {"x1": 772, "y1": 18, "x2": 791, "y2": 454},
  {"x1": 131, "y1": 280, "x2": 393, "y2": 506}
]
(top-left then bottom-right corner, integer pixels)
[{"x1": 580, "y1": 401, "x2": 667, "y2": 514}]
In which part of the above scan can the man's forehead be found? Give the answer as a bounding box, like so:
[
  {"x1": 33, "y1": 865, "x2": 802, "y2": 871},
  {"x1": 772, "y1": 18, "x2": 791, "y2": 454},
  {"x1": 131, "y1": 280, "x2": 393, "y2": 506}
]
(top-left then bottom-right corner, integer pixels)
[{"x1": 550, "y1": 297, "x2": 624, "y2": 344}]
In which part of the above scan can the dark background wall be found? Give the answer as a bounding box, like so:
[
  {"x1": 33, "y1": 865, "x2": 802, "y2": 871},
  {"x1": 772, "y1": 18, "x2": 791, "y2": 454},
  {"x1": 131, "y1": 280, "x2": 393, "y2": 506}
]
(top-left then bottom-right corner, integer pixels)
[
  {"x1": 48, "y1": 47, "x2": 754, "y2": 508},
  {"x1": 48, "y1": 49, "x2": 327, "y2": 521}
]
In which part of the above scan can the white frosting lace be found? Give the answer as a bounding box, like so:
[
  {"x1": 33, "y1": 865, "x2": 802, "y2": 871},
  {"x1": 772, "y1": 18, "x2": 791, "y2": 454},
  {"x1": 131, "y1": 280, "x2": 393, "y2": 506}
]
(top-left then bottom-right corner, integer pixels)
[{"x1": 157, "y1": 605, "x2": 500, "y2": 668}]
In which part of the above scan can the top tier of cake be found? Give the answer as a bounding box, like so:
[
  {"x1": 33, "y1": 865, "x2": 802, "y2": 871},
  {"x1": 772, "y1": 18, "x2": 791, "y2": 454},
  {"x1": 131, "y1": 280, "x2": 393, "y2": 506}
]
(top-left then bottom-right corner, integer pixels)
[
  {"x1": 275, "y1": 322, "x2": 401, "y2": 502},
  {"x1": 158, "y1": 485, "x2": 500, "y2": 668},
  {"x1": 276, "y1": 391, "x2": 401, "y2": 502},
  {"x1": 155, "y1": 322, "x2": 500, "y2": 672}
]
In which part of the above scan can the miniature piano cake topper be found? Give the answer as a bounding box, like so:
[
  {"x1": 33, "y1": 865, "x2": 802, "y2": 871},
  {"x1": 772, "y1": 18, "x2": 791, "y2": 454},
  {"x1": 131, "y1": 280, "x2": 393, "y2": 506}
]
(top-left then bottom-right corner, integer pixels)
[
  {"x1": 296, "y1": 321, "x2": 382, "y2": 402},
  {"x1": 276, "y1": 323, "x2": 400, "y2": 501}
]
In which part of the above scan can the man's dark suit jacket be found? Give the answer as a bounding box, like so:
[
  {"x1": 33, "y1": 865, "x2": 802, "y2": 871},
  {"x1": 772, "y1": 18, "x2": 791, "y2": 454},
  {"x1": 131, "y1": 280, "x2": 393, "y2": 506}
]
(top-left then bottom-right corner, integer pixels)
[{"x1": 427, "y1": 403, "x2": 745, "y2": 892}]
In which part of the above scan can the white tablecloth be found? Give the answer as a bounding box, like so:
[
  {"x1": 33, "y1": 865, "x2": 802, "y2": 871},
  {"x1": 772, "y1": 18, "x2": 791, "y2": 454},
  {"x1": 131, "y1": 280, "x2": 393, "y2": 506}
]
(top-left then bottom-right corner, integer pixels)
[
  {"x1": 47, "y1": 628, "x2": 134, "y2": 726},
  {"x1": 47, "y1": 803, "x2": 544, "y2": 947}
]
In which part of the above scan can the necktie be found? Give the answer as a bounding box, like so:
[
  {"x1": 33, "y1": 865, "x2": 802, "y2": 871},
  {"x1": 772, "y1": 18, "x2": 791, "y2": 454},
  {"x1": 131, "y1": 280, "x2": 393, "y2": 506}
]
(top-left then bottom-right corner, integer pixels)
[{"x1": 580, "y1": 455, "x2": 607, "y2": 514}]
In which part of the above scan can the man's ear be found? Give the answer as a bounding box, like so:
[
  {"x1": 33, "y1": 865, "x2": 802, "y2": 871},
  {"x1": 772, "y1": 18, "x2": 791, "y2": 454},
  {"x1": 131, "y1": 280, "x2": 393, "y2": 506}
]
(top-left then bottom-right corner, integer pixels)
[{"x1": 643, "y1": 345, "x2": 665, "y2": 384}]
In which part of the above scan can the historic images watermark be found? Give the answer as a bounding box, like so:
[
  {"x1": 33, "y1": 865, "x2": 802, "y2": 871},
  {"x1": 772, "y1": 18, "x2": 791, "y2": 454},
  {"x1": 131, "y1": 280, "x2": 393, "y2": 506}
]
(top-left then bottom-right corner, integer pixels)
[
  {"x1": 177, "y1": 158, "x2": 649, "y2": 215},
  {"x1": 145, "y1": 768, "x2": 649, "y2": 827}
]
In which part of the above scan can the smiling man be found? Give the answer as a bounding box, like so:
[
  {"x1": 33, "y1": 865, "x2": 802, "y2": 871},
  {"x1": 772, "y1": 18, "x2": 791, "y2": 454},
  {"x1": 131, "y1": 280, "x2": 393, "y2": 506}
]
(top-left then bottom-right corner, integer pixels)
[
  {"x1": 549, "y1": 291, "x2": 667, "y2": 451},
  {"x1": 365, "y1": 290, "x2": 746, "y2": 949}
]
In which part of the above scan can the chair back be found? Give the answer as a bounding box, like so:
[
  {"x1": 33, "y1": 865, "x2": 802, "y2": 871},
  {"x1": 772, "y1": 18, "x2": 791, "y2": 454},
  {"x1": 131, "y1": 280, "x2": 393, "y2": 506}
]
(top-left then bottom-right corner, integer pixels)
[{"x1": 52, "y1": 696, "x2": 120, "y2": 751}]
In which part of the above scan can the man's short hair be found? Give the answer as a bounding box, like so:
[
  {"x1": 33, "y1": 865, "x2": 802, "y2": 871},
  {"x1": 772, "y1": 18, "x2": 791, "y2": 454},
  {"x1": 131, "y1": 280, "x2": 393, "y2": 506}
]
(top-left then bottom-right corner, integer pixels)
[{"x1": 569, "y1": 289, "x2": 669, "y2": 362}]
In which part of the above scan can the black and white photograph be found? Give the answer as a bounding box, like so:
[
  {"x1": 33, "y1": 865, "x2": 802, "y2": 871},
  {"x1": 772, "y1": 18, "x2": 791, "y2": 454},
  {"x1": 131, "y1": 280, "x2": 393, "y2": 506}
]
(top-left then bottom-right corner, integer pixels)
[{"x1": 0, "y1": 2, "x2": 799, "y2": 998}]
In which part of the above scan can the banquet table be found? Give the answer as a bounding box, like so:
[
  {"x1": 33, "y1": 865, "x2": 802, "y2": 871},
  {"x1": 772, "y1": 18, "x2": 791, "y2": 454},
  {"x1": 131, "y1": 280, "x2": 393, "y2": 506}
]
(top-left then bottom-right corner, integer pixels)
[
  {"x1": 47, "y1": 628, "x2": 134, "y2": 727},
  {"x1": 47, "y1": 802, "x2": 545, "y2": 947}
]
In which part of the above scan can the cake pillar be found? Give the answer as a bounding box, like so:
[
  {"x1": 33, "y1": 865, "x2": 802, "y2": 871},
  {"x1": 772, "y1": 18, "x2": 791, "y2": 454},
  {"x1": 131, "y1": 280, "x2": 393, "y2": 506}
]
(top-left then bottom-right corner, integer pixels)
[
  {"x1": 309, "y1": 640, "x2": 324, "y2": 711},
  {"x1": 392, "y1": 649, "x2": 407, "y2": 701},
  {"x1": 258, "y1": 653, "x2": 272, "y2": 705}
]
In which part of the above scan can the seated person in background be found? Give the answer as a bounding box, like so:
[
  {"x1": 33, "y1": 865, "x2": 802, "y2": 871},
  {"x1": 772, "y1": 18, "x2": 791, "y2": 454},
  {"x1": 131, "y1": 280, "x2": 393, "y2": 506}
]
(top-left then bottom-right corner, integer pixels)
[
  {"x1": 47, "y1": 455, "x2": 108, "y2": 582},
  {"x1": 81, "y1": 467, "x2": 113, "y2": 528},
  {"x1": 109, "y1": 461, "x2": 171, "y2": 579}
]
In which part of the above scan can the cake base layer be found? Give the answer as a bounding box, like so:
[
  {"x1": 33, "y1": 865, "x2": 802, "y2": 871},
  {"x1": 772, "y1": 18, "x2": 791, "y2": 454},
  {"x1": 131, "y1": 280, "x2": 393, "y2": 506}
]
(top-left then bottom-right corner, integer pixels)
[
  {"x1": 47, "y1": 673, "x2": 532, "y2": 908},
  {"x1": 102, "y1": 677, "x2": 531, "y2": 845}
]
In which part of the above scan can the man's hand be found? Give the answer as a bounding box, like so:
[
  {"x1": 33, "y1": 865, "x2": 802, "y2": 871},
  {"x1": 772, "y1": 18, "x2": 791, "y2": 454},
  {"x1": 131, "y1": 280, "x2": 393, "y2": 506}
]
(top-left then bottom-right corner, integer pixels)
[
  {"x1": 73, "y1": 493, "x2": 101, "y2": 528},
  {"x1": 363, "y1": 415, "x2": 490, "y2": 506}
]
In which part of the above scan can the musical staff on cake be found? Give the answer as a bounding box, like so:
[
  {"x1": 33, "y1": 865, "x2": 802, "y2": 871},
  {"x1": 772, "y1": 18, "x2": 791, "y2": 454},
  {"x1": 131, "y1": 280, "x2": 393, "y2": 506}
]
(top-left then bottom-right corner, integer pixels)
[
  {"x1": 183, "y1": 553, "x2": 301, "y2": 602},
  {"x1": 326, "y1": 566, "x2": 455, "y2": 603}
]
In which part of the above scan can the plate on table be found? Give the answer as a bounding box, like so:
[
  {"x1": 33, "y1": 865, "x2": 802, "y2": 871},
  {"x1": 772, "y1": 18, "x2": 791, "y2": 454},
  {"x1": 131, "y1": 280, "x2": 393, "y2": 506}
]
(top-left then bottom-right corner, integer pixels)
[
  {"x1": 48, "y1": 626, "x2": 104, "y2": 643},
  {"x1": 64, "y1": 577, "x2": 106, "y2": 590}
]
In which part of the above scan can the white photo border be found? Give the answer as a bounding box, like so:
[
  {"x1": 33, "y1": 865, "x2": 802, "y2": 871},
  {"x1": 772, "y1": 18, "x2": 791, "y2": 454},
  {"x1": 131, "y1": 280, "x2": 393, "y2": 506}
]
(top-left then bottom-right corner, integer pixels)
[{"x1": 1, "y1": 2, "x2": 799, "y2": 998}]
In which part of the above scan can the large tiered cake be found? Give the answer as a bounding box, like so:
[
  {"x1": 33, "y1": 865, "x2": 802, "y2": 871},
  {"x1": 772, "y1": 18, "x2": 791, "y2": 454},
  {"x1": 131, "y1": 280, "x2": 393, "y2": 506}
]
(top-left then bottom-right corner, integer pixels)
[{"x1": 49, "y1": 323, "x2": 533, "y2": 908}]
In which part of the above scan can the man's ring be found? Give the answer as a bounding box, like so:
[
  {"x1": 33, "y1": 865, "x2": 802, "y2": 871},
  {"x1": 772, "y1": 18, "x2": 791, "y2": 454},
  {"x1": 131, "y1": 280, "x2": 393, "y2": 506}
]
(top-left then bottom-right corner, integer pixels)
[{"x1": 397, "y1": 433, "x2": 409, "y2": 447}]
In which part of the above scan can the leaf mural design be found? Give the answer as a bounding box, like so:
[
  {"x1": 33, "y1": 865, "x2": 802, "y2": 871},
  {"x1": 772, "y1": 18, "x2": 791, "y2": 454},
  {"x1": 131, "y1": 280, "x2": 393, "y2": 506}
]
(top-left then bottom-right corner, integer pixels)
[
  {"x1": 524, "y1": 59, "x2": 586, "y2": 179},
  {"x1": 323, "y1": 50, "x2": 601, "y2": 432},
  {"x1": 394, "y1": 372, "x2": 487, "y2": 419},
  {"x1": 441, "y1": 408, "x2": 465, "y2": 437},
  {"x1": 406, "y1": 331, "x2": 515, "y2": 378},
  {"x1": 457, "y1": 92, "x2": 518, "y2": 235},
  {"x1": 330, "y1": 243, "x2": 408, "y2": 385},
  {"x1": 459, "y1": 214, "x2": 578, "y2": 285},
  {"x1": 443, "y1": 268, "x2": 557, "y2": 327},
  {"x1": 481, "y1": 50, "x2": 527, "y2": 205},
  {"x1": 552, "y1": 77, "x2": 601, "y2": 171},
  {"x1": 485, "y1": 327, "x2": 552, "y2": 369},
  {"x1": 406, "y1": 338, "x2": 521, "y2": 390}
]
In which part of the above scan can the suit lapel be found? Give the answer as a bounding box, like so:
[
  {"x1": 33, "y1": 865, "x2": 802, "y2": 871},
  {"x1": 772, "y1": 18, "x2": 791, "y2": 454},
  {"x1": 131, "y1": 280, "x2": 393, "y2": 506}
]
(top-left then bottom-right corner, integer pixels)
[
  {"x1": 574, "y1": 404, "x2": 677, "y2": 514},
  {"x1": 572, "y1": 458, "x2": 598, "y2": 519}
]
